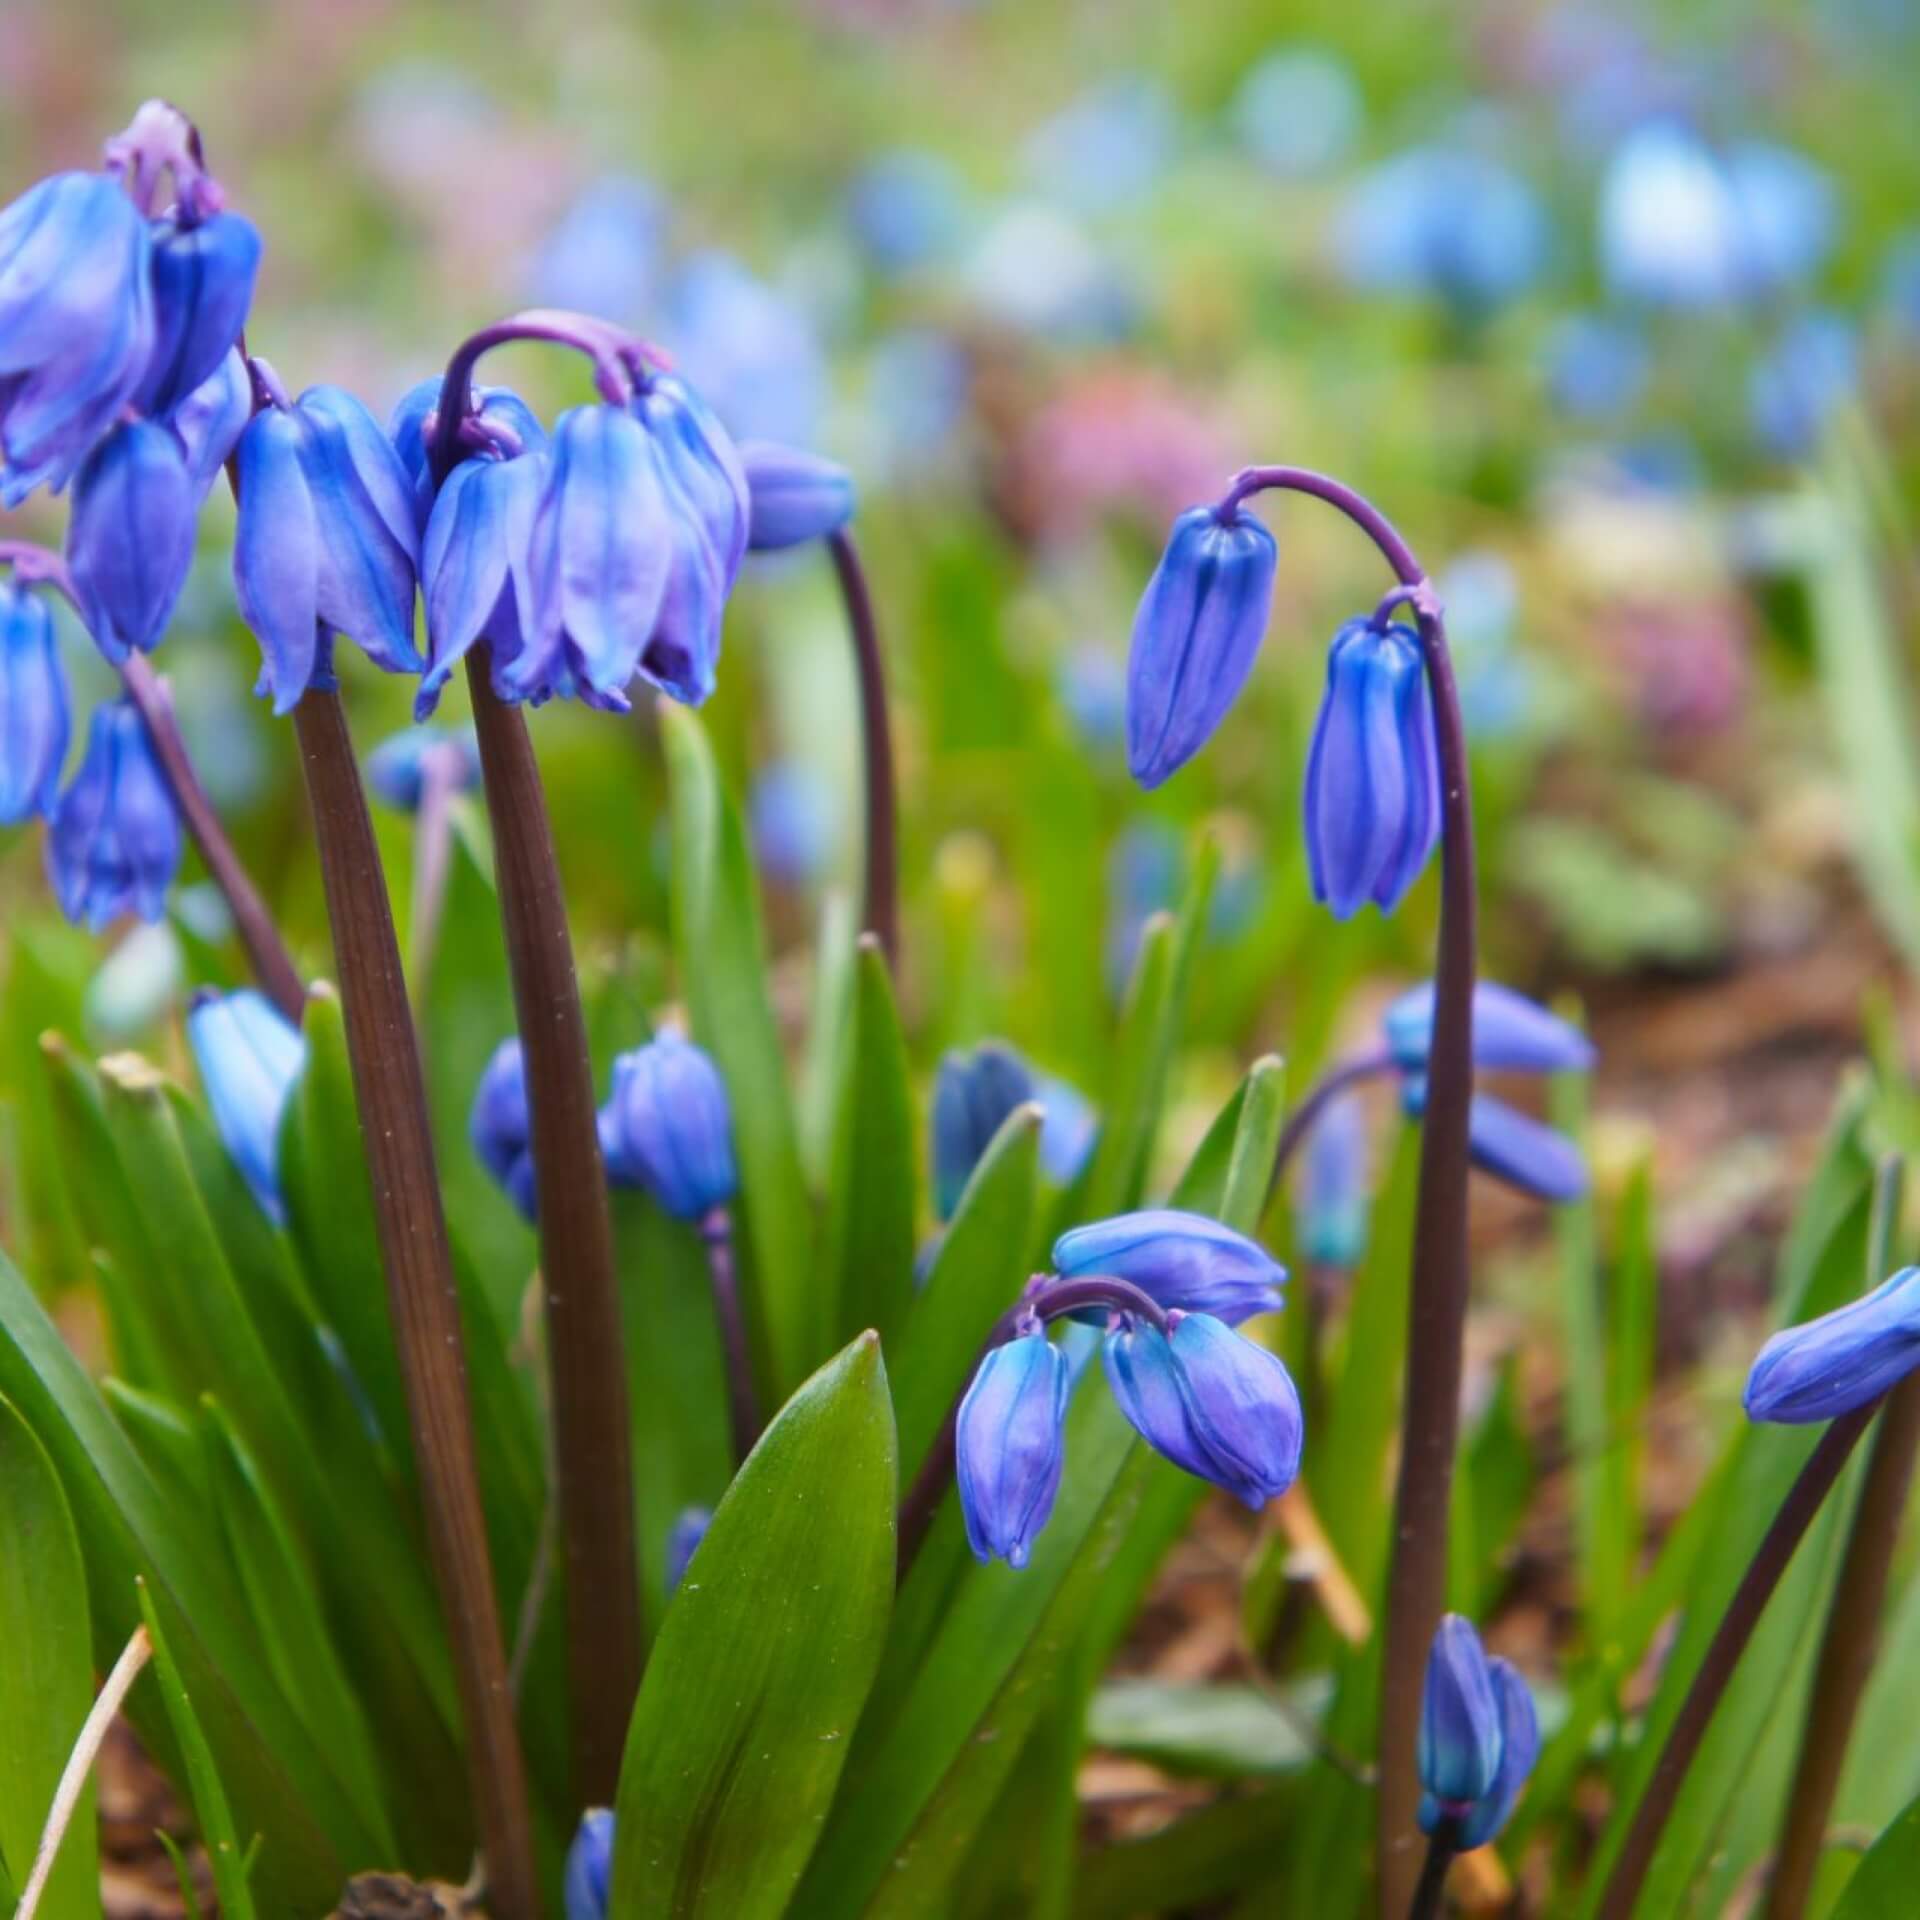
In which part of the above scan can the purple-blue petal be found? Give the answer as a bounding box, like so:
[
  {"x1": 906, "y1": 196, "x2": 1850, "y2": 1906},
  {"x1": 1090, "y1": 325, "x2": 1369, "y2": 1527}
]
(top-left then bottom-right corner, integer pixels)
[
  {"x1": 740, "y1": 439, "x2": 856, "y2": 550},
  {"x1": 1744, "y1": 1266, "x2": 1920, "y2": 1425},
  {"x1": 1053, "y1": 1209, "x2": 1285, "y2": 1325},
  {"x1": 0, "y1": 580, "x2": 70, "y2": 824},
  {"x1": 231, "y1": 406, "x2": 321, "y2": 714},
  {"x1": 133, "y1": 211, "x2": 261, "y2": 417},
  {"x1": 955, "y1": 1333, "x2": 1070, "y2": 1567},
  {"x1": 1385, "y1": 980, "x2": 1597, "y2": 1077},
  {"x1": 66, "y1": 418, "x2": 197, "y2": 660},
  {"x1": 1418, "y1": 1614, "x2": 1503, "y2": 1808}
]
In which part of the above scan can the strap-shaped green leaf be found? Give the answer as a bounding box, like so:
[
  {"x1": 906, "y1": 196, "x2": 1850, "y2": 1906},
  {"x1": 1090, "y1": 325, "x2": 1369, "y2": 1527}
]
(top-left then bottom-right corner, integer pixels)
[
  {"x1": 1833, "y1": 1792, "x2": 1920, "y2": 1918},
  {"x1": 611, "y1": 1331, "x2": 897, "y2": 1918}
]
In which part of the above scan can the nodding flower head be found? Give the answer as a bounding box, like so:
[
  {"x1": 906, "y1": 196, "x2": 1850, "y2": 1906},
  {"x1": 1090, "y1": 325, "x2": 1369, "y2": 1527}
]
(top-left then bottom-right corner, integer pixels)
[
  {"x1": 1102, "y1": 1312, "x2": 1302, "y2": 1508},
  {"x1": 133, "y1": 209, "x2": 262, "y2": 418},
  {"x1": 1126, "y1": 503, "x2": 1277, "y2": 789},
  {"x1": 471, "y1": 1036, "x2": 536, "y2": 1222},
  {"x1": 1384, "y1": 980, "x2": 1596, "y2": 1078},
  {"x1": 739, "y1": 440, "x2": 856, "y2": 551},
  {"x1": 1401, "y1": 1077, "x2": 1589, "y2": 1204},
  {"x1": 1053, "y1": 1210, "x2": 1285, "y2": 1326},
  {"x1": 0, "y1": 171, "x2": 155, "y2": 503},
  {"x1": 187, "y1": 988, "x2": 305, "y2": 1224},
  {"x1": 956, "y1": 1331, "x2": 1071, "y2": 1568},
  {"x1": 231, "y1": 384, "x2": 422, "y2": 714},
  {"x1": 1744, "y1": 1267, "x2": 1920, "y2": 1425},
  {"x1": 1417, "y1": 1615, "x2": 1539, "y2": 1849},
  {"x1": 931, "y1": 1041, "x2": 1038, "y2": 1221},
  {"x1": 45, "y1": 697, "x2": 181, "y2": 931},
  {"x1": 364, "y1": 723, "x2": 482, "y2": 813},
  {"x1": 599, "y1": 1031, "x2": 738, "y2": 1222},
  {"x1": 563, "y1": 1807, "x2": 614, "y2": 1920},
  {"x1": 0, "y1": 579, "x2": 71, "y2": 825},
  {"x1": 67, "y1": 418, "x2": 198, "y2": 661},
  {"x1": 1303, "y1": 616, "x2": 1439, "y2": 920}
]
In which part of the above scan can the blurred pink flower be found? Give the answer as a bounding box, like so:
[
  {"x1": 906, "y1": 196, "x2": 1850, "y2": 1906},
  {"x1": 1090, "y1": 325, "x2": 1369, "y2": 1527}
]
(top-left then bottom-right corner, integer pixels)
[{"x1": 1601, "y1": 597, "x2": 1752, "y2": 737}]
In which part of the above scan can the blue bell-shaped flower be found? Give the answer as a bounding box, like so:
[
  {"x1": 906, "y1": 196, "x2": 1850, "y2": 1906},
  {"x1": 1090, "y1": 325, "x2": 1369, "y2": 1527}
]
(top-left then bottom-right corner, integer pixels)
[
  {"x1": 45, "y1": 697, "x2": 181, "y2": 929},
  {"x1": 955, "y1": 1331, "x2": 1071, "y2": 1568},
  {"x1": 563, "y1": 1807, "x2": 614, "y2": 1920},
  {"x1": 133, "y1": 210, "x2": 262, "y2": 417},
  {"x1": 1126, "y1": 504, "x2": 1278, "y2": 789},
  {"x1": 471, "y1": 1036, "x2": 536, "y2": 1222},
  {"x1": 1384, "y1": 980, "x2": 1596, "y2": 1077},
  {"x1": 1400, "y1": 1077, "x2": 1588, "y2": 1204},
  {"x1": 599, "y1": 1031, "x2": 738, "y2": 1221},
  {"x1": 231, "y1": 384, "x2": 422, "y2": 713},
  {"x1": 931, "y1": 1042, "x2": 1039, "y2": 1221},
  {"x1": 187, "y1": 987, "x2": 305, "y2": 1223},
  {"x1": 0, "y1": 579, "x2": 70, "y2": 824},
  {"x1": 1303, "y1": 616, "x2": 1440, "y2": 918},
  {"x1": 740, "y1": 439, "x2": 856, "y2": 550},
  {"x1": 0, "y1": 171, "x2": 155, "y2": 503},
  {"x1": 66, "y1": 418, "x2": 198, "y2": 660},
  {"x1": 634, "y1": 372, "x2": 749, "y2": 589},
  {"x1": 1744, "y1": 1266, "x2": 1920, "y2": 1425},
  {"x1": 1055, "y1": 1211, "x2": 1285, "y2": 1326}
]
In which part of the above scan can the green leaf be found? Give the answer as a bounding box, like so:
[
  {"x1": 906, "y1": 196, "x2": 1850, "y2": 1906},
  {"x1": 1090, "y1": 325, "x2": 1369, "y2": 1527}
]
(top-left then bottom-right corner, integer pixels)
[
  {"x1": 1833, "y1": 1794, "x2": 1920, "y2": 1920},
  {"x1": 798, "y1": 892, "x2": 859, "y2": 1186},
  {"x1": 0, "y1": 1392, "x2": 95, "y2": 1920},
  {"x1": 135, "y1": 1578, "x2": 258, "y2": 1920},
  {"x1": 662, "y1": 703, "x2": 815, "y2": 1397},
  {"x1": 0, "y1": 925, "x2": 93, "y2": 1290},
  {"x1": 610, "y1": 1332, "x2": 897, "y2": 1918},
  {"x1": 823, "y1": 937, "x2": 919, "y2": 1355},
  {"x1": 1086, "y1": 1679, "x2": 1322, "y2": 1777}
]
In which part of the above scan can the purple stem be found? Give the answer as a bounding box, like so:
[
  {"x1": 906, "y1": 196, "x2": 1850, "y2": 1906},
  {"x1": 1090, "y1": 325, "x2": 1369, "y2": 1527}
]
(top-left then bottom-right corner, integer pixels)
[
  {"x1": 1224, "y1": 464, "x2": 1478, "y2": 1916},
  {"x1": 699, "y1": 1206, "x2": 764, "y2": 1465},
  {"x1": 1263, "y1": 1048, "x2": 1399, "y2": 1211}
]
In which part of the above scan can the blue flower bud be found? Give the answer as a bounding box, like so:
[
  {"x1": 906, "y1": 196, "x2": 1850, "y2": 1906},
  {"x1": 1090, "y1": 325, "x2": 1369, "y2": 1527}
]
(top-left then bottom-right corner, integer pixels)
[
  {"x1": 1417, "y1": 1614, "x2": 1503, "y2": 1812},
  {"x1": 1303, "y1": 617, "x2": 1439, "y2": 919},
  {"x1": 955, "y1": 1332, "x2": 1070, "y2": 1567},
  {"x1": 739, "y1": 440, "x2": 856, "y2": 550},
  {"x1": 599, "y1": 1032, "x2": 738, "y2": 1221},
  {"x1": 1297, "y1": 1092, "x2": 1369, "y2": 1269},
  {"x1": 932, "y1": 1042, "x2": 1038, "y2": 1221},
  {"x1": 169, "y1": 349, "x2": 252, "y2": 499},
  {"x1": 666, "y1": 1506, "x2": 711, "y2": 1590},
  {"x1": 1054, "y1": 1211, "x2": 1284, "y2": 1327},
  {"x1": 0, "y1": 172, "x2": 155, "y2": 503},
  {"x1": 364, "y1": 725, "x2": 481, "y2": 812},
  {"x1": 1384, "y1": 981, "x2": 1596, "y2": 1077},
  {"x1": 0, "y1": 580, "x2": 70, "y2": 825},
  {"x1": 1401, "y1": 1079, "x2": 1588, "y2": 1203},
  {"x1": 1744, "y1": 1267, "x2": 1920, "y2": 1425},
  {"x1": 45, "y1": 698, "x2": 182, "y2": 930},
  {"x1": 66, "y1": 419, "x2": 197, "y2": 660},
  {"x1": 187, "y1": 988, "x2": 305, "y2": 1223},
  {"x1": 1126, "y1": 504, "x2": 1277, "y2": 789},
  {"x1": 471, "y1": 1037, "x2": 536, "y2": 1222},
  {"x1": 133, "y1": 212, "x2": 262, "y2": 418},
  {"x1": 231, "y1": 386, "x2": 421, "y2": 714},
  {"x1": 1455, "y1": 1659, "x2": 1540, "y2": 1849},
  {"x1": 749, "y1": 761, "x2": 837, "y2": 886},
  {"x1": 1102, "y1": 1313, "x2": 1303, "y2": 1508},
  {"x1": 563, "y1": 1807, "x2": 614, "y2": 1920}
]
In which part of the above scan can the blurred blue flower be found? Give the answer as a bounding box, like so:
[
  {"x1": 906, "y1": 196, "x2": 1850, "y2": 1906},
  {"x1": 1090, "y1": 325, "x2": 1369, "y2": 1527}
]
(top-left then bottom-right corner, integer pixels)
[
  {"x1": 472, "y1": 1036, "x2": 536, "y2": 1222},
  {"x1": 846, "y1": 149, "x2": 969, "y2": 274},
  {"x1": 1304, "y1": 618, "x2": 1439, "y2": 919},
  {"x1": 45, "y1": 698, "x2": 182, "y2": 931},
  {"x1": 863, "y1": 328, "x2": 972, "y2": 465},
  {"x1": 963, "y1": 203, "x2": 1139, "y2": 344},
  {"x1": 1336, "y1": 148, "x2": 1546, "y2": 316},
  {"x1": 663, "y1": 251, "x2": 826, "y2": 448},
  {"x1": 1384, "y1": 980, "x2": 1595, "y2": 1077},
  {"x1": 1749, "y1": 312, "x2": 1856, "y2": 460},
  {"x1": 231, "y1": 385, "x2": 422, "y2": 713},
  {"x1": 1102, "y1": 1312, "x2": 1302, "y2": 1508},
  {"x1": 956, "y1": 1331, "x2": 1070, "y2": 1567},
  {"x1": 932, "y1": 1041, "x2": 1038, "y2": 1220},
  {"x1": 1036, "y1": 1075, "x2": 1097, "y2": 1188},
  {"x1": 1727, "y1": 143, "x2": 1837, "y2": 295},
  {"x1": 1231, "y1": 49, "x2": 1361, "y2": 180},
  {"x1": 85, "y1": 920, "x2": 182, "y2": 1040},
  {"x1": 0, "y1": 171, "x2": 154, "y2": 503},
  {"x1": 666, "y1": 1506, "x2": 711, "y2": 1590},
  {"x1": 600, "y1": 1031, "x2": 738, "y2": 1222},
  {"x1": 1127, "y1": 505, "x2": 1278, "y2": 790},
  {"x1": 1745, "y1": 1267, "x2": 1920, "y2": 1424},
  {"x1": 1459, "y1": 1660, "x2": 1541, "y2": 1848},
  {"x1": 1054, "y1": 1210, "x2": 1284, "y2": 1326},
  {"x1": 750, "y1": 761, "x2": 838, "y2": 887},
  {"x1": 1106, "y1": 819, "x2": 1182, "y2": 992},
  {"x1": 133, "y1": 210, "x2": 262, "y2": 418},
  {"x1": 66, "y1": 419, "x2": 197, "y2": 661},
  {"x1": 364, "y1": 724, "x2": 481, "y2": 812},
  {"x1": 564, "y1": 1807, "x2": 614, "y2": 1920},
  {"x1": 740, "y1": 441, "x2": 856, "y2": 551},
  {"x1": 1023, "y1": 76, "x2": 1178, "y2": 216},
  {"x1": 0, "y1": 579, "x2": 70, "y2": 824},
  {"x1": 1296, "y1": 1092, "x2": 1369, "y2": 1268},
  {"x1": 1056, "y1": 645, "x2": 1127, "y2": 751},
  {"x1": 1418, "y1": 1614, "x2": 1503, "y2": 1808},
  {"x1": 1434, "y1": 550, "x2": 1533, "y2": 739},
  {"x1": 526, "y1": 175, "x2": 663, "y2": 325},
  {"x1": 188, "y1": 987, "x2": 305, "y2": 1222},
  {"x1": 1543, "y1": 314, "x2": 1649, "y2": 421},
  {"x1": 1403, "y1": 1078, "x2": 1589, "y2": 1202}
]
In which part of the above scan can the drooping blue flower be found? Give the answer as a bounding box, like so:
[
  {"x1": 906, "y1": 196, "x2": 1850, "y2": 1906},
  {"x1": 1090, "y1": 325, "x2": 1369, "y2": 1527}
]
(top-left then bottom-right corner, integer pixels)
[
  {"x1": 525, "y1": 175, "x2": 663, "y2": 324},
  {"x1": 663, "y1": 251, "x2": 826, "y2": 449},
  {"x1": 1726, "y1": 143, "x2": 1837, "y2": 297},
  {"x1": 471, "y1": 1036, "x2": 536, "y2": 1222},
  {"x1": 1126, "y1": 505, "x2": 1278, "y2": 790},
  {"x1": 1417, "y1": 1614, "x2": 1503, "y2": 1811},
  {"x1": 389, "y1": 376, "x2": 547, "y2": 529},
  {"x1": 363, "y1": 724, "x2": 481, "y2": 812},
  {"x1": 1055, "y1": 1211, "x2": 1284, "y2": 1326},
  {"x1": 955, "y1": 1332, "x2": 1070, "y2": 1568},
  {"x1": 1102, "y1": 1311, "x2": 1303, "y2": 1508},
  {"x1": 634, "y1": 374, "x2": 749, "y2": 591},
  {"x1": 666, "y1": 1506, "x2": 711, "y2": 1590},
  {"x1": 1457, "y1": 1660, "x2": 1540, "y2": 1848},
  {"x1": 1744, "y1": 1267, "x2": 1920, "y2": 1425},
  {"x1": 1599, "y1": 125, "x2": 1743, "y2": 308},
  {"x1": 750, "y1": 761, "x2": 837, "y2": 886},
  {"x1": 932, "y1": 1042, "x2": 1039, "y2": 1221},
  {"x1": 599, "y1": 1031, "x2": 738, "y2": 1222},
  {"x1": 0, "y1": 171, "x2": 155, "y2": 503},
  {"x1": 1296, "y1": 1092, "x2": 1369, "y2": 1269},
  {"x1": 563, "y1": 1807, "x2": 614, "y2": 1920},
  {"x1": 170, "y1": 348, "x2": 254, "y2": 499},
  {"x1": 187, "y1": 987, "x2": 306, "y2": 1223},
  {"x1": 0, "y1": 579, "x2": 70, "y2": 824},
  {"x1": 739, "y1": 441, "x2": 856, "y2": 551},
  {"x1": 1749, "y1": 312, "x2": 1857, "y2": 461},
  {"x1": 45, "y1": 697, "x2": 182, "y2": 930},
  {"x1": 231, "y1": 385, "x2": 422, "y2": 713},
  {"x1": 132, "y1": 211, "x2": 262, "y2": 418},
  {"x1": 1231, "y1": 49, "x2": 1362, "y2": 180},
  {"x1": 1403, "y1": 1077, "x2": 1589, "y2": 1203},
  {"x1": 1542, "y1": 313, "x2": 1649, "y2": 421},
  {"x1": 1384, "y1": 981, "x2": 1596, "y2": 1077},
  {"x1": 846, "y1": 149, "x2": 969, "y2": 275},
  {"x1": 66, "y1": 419, "x2": 198, "y2": 661},
  {"x1": 1303, "y1": 618, "x2": 1440, "y2": 919}
]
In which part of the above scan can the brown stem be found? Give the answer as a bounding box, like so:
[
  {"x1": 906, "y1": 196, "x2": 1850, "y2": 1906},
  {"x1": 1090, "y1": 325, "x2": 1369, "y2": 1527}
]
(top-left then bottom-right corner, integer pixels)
[
  {"x1": 1596, "y1": 1406, "x2": 1877, "y2": 1920},
  {"x1": 826, "y1": 529, "x2": 899, "y2": 971},
  {"x1": 292, "y1": 687, "x2": 537, "y2": 1920},
  {"x1": 700, "y1": 1207, "x2": 763, "y2": 1464},
  {"x1": 465, "y1": 660, "x2": 641, "y2": 1804}
]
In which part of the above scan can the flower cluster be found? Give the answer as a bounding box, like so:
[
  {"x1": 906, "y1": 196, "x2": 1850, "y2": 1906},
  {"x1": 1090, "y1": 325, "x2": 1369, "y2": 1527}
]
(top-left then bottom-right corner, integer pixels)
[
  {"x1": 954, "y1": 1211, "x2": 1300, "y2": 1568},
  {"x1": 1417, "y1": 1613, "x2": 1540, "y2": 1849}
]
